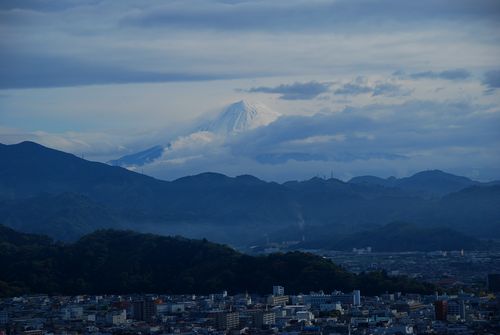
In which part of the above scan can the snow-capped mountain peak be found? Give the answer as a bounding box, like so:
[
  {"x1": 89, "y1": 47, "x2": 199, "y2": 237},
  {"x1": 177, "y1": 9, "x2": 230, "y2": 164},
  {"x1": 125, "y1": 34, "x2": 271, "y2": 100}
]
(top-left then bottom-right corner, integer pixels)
[
  {"x1": 204, "y1": 100, "x2": 281, "y2": 134},
  {"x1": 109, "y1": 100, "x2": 280, "y2": 168}
]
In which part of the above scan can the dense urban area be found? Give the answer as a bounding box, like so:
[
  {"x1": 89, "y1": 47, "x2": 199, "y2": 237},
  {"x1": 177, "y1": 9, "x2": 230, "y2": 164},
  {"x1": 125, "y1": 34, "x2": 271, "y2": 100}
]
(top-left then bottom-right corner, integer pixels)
[{"x1": 1, "y1": 279, "x2": 499, "y2": 335}]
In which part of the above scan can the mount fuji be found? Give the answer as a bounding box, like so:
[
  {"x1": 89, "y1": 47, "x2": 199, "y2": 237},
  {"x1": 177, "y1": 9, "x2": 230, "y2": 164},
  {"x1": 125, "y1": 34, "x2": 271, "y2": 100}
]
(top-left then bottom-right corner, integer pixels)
[
  {"x1": 109, "y1": 100, "x2": 280, "y2": 168},
  {"x1": 201, "y1": 100, "x2": 281, "y2": 134}
]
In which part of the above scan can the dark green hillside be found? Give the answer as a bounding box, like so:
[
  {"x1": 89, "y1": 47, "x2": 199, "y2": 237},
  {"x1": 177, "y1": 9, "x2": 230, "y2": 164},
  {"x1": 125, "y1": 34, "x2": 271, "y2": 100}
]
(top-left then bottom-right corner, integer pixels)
[{"x1": 0, "y1": 226, "x2": 434, "y2": 297}]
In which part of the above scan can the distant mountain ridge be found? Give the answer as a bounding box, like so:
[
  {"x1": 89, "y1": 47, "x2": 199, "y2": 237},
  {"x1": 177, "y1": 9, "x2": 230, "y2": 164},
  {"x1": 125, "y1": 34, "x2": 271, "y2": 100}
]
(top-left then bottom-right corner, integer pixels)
[
  {"x1": 1, "y1": 141, "x2": 499, "y2": 245},
  {"x1": 349, "y1": 170, "x2": 479, "y2": 197},
  {"x1": 0, "y1": 193, "x2": 119, "y2": 241}
]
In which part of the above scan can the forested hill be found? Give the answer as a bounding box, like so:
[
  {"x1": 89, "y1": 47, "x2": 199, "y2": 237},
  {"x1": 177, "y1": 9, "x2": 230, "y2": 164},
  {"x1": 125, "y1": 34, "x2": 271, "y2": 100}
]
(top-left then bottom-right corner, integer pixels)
[{"x1": 0, "y1": 226, "x2": 434, "y2": 297}]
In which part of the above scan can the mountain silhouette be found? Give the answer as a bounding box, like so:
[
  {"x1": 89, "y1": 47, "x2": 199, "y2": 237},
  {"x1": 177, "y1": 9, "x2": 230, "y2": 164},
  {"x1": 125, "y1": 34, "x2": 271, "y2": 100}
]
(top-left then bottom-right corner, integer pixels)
[{"x1": 1, "y1": 141, "x2": 499, "y2": 245}]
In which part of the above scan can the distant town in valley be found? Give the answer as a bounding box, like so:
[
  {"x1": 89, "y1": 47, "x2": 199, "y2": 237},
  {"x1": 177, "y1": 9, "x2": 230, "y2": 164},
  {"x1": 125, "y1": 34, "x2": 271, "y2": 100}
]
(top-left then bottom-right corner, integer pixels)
[{"x1": 251, "y1": 248, "x2": 500, "y2": 295}]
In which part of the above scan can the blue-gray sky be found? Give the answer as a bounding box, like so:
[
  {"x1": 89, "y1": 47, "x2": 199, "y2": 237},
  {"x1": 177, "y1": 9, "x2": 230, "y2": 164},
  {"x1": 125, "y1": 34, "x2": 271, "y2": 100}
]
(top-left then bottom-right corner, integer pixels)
[{"x1": 1, "y1": 0, "x2": 499, "y2": 181}]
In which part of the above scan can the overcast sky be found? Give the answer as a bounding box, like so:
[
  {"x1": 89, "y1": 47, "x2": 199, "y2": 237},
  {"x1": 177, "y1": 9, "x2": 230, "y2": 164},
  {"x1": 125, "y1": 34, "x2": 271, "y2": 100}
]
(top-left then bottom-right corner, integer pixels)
[{"x1": 1, "y1": 0, "x2": 500, "y2": 181}]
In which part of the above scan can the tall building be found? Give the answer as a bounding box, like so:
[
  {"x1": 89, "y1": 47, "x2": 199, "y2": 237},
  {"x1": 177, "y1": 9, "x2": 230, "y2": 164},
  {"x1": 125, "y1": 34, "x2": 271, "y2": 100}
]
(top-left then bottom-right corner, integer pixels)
[
  {"x1": 447, "y1": 300, "x2": 466, "y2": 319},
  {"x1": 273, "y1": 285, "x2": 285, "y2": 296},
  {"x1": 253, "y1": 311, "x2": 275, "y2": 328},
  {"x1": 267, "y1": 295, "x2": 289, "y2": 306},
  {"x1": 353, "y1": 290, "x2": 361, "y2": 306},
  {"x1": 434, "y1": 300, "x2": 448, "y2": 321},
  {"x1": 0, "y1": 310, "x2": 8, "y2": 324},
  {"x1": 133, "y1": 298, "x2": 156, "y2": 322},
  {"x1": 214, "y1": 311, "x2": 240, "y2": 330},
  {"x1": 106, "y1": 309, "x2": 127, "y2": 325}
]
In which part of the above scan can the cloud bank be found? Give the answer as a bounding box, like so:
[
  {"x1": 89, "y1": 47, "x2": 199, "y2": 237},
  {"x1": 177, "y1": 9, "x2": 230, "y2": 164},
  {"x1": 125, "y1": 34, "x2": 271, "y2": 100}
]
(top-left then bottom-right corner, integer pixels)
[
  {"x1": 247, "y1": 82, "x2": 331, "y2": 100},
  {"x1": 1, "y1": 1, "x2": 499, "y2": 89},
  {"x1": 483, "y1": 70, "x2": 500, "y2": 90},
  {"x1": 398, "y1": 69, "x2": 472, "y2": 81},
  {"x1": 334, "y1": 78, "x2": 411, "y2": 97},
  {"x1": 134, "y1": 99, "x2": 500, "y2": 181}
]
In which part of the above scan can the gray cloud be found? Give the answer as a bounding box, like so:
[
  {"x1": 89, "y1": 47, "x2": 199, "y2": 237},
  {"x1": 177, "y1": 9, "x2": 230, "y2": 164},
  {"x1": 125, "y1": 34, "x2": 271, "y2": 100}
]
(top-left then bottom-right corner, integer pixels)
[
  {"x1": 122, "y1": 0, "x2": 500, "y2": 32},
  {"x1": 395, "y1": 69, "x2": 472, "y2": 81},
  {"x1": 0, "y1": 52, "x2": 237, "y2": 89},
  {"x1": 0, "y1": 0, "x2": 100, "y2": 11},
  {"x1": 482, "y1": 70, "x2": 500, "y2": 90},
  {"x1": 229, "y1": 100, "x2": 500, "y2": 164},
  {"x1": 247, "y1": 81, "x2": 331, "y2": 100},
  {"x1": 256, "y1": 152, "x2": 328, "y2": 164},
  {"x1": 372, "y1": 83, "x2": 412, "y2": 97},
  {"x1": 1, "y1": 1, "x2": 496, "y2": 90},
  {"x1": 255, "y1": 152, "x2": 406, "y2": 165},
  {"x1": 334, "y1": 83, "x2": 372, "y2": 95},
  {"x1": 334, "y1": 79, "x2": 410, "y2": 97}
]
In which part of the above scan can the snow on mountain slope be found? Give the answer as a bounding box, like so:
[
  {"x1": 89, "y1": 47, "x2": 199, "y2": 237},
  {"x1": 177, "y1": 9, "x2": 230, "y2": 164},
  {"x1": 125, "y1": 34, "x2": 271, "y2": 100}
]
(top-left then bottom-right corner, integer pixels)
[
  {"x1": 109, "y1": 101, "x2": 280, "y2": 168},
  {"x1": 201, "y1": 100, "x2": 281, "y2": 134},
  {"x1": 107, "y1": 145, "x2": 166, "y2": 167}
]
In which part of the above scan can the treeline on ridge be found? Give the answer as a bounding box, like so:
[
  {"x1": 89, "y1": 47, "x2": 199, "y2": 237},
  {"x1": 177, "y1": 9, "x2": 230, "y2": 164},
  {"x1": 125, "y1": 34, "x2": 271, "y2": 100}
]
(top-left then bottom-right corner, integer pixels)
[{"x1": 0, "y1": 225, "x2": 434, "y2": 297}]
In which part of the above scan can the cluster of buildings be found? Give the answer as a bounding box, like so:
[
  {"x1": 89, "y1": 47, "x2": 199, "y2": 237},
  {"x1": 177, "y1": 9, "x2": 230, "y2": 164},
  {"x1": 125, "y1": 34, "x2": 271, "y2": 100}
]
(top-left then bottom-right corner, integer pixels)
[
  {"x1": 1, "y1": 285, "x2": 499, "y2": 335},
  {"x1": 309, "y1": 249, "x2": 500, "y2": 292}
]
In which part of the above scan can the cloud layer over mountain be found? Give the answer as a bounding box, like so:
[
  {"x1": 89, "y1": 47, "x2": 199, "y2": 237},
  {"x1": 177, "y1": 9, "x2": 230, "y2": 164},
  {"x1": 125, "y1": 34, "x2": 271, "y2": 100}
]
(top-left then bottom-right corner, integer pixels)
[
  {"x1": 1, "y1": 0, "x2": 499, "y2": 181},
  {"x1": 110, "y1": 98, "x2": 499, "y2": 182}
]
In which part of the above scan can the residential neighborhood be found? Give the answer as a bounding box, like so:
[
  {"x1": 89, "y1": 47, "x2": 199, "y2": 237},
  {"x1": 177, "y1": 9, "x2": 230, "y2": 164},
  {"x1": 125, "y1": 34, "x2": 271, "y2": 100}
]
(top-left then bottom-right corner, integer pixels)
[{"x1": 1, "y1": 285, "x2": 498, "y2": 335}]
